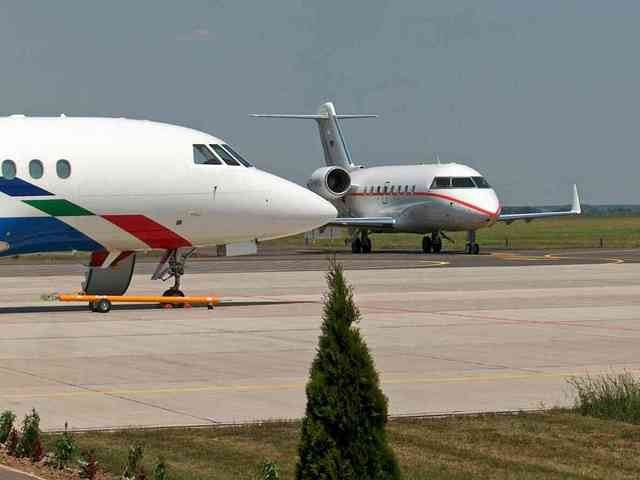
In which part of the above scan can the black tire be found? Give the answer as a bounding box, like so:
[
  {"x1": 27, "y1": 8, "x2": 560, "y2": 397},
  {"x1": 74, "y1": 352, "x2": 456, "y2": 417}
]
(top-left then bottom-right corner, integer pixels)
[
  {"x1": 162, "y1": 289, "x2": 185, "y2": 308},
  {"x1": 95, "y1": 298, "x2": 111, "y2": 313},
  {"x1": 422, "y1": 236, "x2": 432, "y2": 254},
  {"x1": 473, "y1": 243, "x2": 480, "y2": 255},
  {"x1": 351, "y1": 238, "x2": 362, "y2": 254},
  {"x1": 465, "y1": 243, "x2": 472, "y2": 254},
  {"x1": 163, "y1": 289, "x2": 185, "y2": 297},
  {"x1": 433, "y1": 239, "x2": 442, "y2": 253},
  {"x1": 362, "y1": 238, "x2": 372, "y2": 254}
]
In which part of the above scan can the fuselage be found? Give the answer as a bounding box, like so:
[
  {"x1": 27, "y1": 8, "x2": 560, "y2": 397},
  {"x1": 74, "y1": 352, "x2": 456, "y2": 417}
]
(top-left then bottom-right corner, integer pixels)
[
  {"x1": 342, "y1": 163, "x2": 500, "y2": 233},
  {"x1": 0, "y1": 116, "x2": 336, "y2": 255}
]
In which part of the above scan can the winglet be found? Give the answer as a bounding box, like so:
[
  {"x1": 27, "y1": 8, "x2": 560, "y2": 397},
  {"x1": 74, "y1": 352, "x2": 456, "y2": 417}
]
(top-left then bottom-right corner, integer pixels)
[{"x1": 571, "y1": 184, "x2": 581, "y2": 214}]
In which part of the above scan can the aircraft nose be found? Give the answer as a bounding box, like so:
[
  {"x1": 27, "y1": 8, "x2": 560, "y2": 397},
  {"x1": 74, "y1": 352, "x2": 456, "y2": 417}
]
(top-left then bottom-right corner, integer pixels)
[
  {"x1": 263, "y1": 174, "x2": 337, "y2": 234},
  {"x1": 283, "y1": 185, "x2": 338, "y2": 226},
  {"x1": 487, "y1": 189, "x2": 501, "y2": 222}
]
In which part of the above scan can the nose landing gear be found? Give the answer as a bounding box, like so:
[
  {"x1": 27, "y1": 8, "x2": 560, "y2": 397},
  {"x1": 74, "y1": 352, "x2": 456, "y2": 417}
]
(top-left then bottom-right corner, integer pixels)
[{"x1": 152, "y1": 248, "x2": 196, "y2": 298}]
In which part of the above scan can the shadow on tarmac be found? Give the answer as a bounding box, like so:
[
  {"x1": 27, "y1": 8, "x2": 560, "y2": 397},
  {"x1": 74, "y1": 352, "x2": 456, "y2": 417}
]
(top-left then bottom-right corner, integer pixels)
[{"x1": 0, "y1": 300, "x2": 314, "y2": 315}]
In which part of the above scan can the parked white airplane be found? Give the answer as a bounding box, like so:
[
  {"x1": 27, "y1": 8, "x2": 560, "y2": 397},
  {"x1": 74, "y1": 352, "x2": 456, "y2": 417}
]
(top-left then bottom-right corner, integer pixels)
[
  {"x1": 252, "y1": 102, "x2": 581, "y2": 254},
  {"x1": 0, "y1": 115, "x2": 336, "y2": 300}
]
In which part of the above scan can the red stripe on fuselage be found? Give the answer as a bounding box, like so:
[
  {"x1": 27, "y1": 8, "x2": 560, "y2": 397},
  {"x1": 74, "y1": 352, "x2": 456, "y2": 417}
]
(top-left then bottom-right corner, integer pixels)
[
  {"x1": 420, "y1": 192, "x2": 499, "y2": 218},
  {"x1": 348, "y1": 191, "x2": 500, "y2": 218},
  {"x1": 102, "y1": 215, "x2": 191, "y2": 249}
]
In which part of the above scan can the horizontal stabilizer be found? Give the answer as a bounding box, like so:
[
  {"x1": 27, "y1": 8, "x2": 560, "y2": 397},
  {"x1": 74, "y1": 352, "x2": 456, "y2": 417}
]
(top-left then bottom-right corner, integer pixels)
[
  {"x1": 499, "y1": 184, "x2": 582, "y2": 223},
  {"x1": 250, "y1": 114, "x2": 378, "y2": 119},
  {"x1": 251, "y1": 102, "x2": 376, "y2": 169}
]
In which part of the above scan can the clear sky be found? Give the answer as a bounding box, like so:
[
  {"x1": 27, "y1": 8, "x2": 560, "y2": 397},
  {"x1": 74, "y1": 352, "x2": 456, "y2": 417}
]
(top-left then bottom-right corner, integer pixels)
[{"x1": 1, "y1": 1, "x2": 638, "y2": 205}]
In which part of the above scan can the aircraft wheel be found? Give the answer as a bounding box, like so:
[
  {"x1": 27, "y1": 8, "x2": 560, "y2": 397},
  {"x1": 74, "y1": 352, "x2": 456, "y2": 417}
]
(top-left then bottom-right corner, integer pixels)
[
  {"x1": 163, "y1": 289, "x2": 185, "y2": 297},
  {"x1": 465, "y1": 243, "x2": 472, "y2": 255},
  {"x1": 362, "y1": 237, "x2": 372, "y2": 254},
  {"x1": 422, "y1": 236, "x2": 432, "y2": 254},
  {"x1": 162, "y1": 289, "x2": 185, "y2": 308},
  {"x1": 94, "y1": 298, "x2": 112, "y2": 314},
  {"x1": 472, "y1": 243, "x2": 480, "y2": 255},
  {"x1": 351, "y1": 238, "x2": 362, "y2": 254},
  {"x1": 432, "y1": 239, "x2": 442, "y2": 253}
]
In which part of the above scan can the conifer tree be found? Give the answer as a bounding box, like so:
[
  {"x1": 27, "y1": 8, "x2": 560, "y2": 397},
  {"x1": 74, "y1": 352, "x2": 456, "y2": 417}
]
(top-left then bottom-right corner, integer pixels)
[{"x1": 296, "y1": 259, "x2": 401, "y2": 479}]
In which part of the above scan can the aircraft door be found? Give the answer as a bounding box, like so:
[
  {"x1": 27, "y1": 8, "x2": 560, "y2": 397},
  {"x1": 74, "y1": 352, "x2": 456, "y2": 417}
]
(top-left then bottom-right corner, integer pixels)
[{"x1": 382, "y1": 181, "x2": 391, "y2": 205}]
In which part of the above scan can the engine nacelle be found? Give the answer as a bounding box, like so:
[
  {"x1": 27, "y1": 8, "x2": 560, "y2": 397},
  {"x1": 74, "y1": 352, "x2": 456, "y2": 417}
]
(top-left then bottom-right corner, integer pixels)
[{"x1": 306, "y1": 166, "x2": 351, "y2": 201}]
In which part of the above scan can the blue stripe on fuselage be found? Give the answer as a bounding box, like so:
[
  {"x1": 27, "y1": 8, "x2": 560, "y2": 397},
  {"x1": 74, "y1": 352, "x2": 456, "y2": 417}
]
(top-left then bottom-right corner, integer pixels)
[
  {"x1": 0, "y1": 178, "x2": 54, "y2": 197},
  {"x1": 0, "y1": 217, "x2": 104, "y2": 256}
]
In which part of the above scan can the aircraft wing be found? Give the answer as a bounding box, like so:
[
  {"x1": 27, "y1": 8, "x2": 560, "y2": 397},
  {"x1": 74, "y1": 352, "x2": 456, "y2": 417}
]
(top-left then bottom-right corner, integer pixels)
[
  {"x1": 328, "y1": 217, "x2": 396, "y2": 228},
  {"x1": 499, "y1": 185, "x2": 582, "y2": 223}
]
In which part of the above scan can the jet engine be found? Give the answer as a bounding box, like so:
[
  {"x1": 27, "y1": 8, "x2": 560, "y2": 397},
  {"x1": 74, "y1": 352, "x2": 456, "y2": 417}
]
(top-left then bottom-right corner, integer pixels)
[{"x1": 306, "y1": 166, "x2": 351, "y2": 201}]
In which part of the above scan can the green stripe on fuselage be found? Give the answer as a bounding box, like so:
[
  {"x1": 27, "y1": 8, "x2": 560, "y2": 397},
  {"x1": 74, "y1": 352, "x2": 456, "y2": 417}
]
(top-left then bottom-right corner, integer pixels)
[{"x1": 24, "y1": 199, "x2": 94, "y2": 216}]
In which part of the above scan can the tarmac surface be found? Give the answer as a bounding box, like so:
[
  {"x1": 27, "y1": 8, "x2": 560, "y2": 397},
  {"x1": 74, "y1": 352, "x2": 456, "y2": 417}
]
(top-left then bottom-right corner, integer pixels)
[
  {"x1": 0, "y1": 466, "x2": 41, "y2": 480},
  {"x1": 0, "y1": 248, "x2": 639, "y2": 431}
]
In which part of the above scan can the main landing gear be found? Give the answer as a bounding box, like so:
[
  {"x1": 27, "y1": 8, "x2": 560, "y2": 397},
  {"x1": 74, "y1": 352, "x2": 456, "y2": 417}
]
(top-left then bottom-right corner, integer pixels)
[
  {"x1": 465, "y1": 230, "x2": 480, "y2": 255},
  {"x1": 351, "y1": 230, "x2": 372, "y2": 254},
  {"x1": 422, "y1": 232, "x2": 443, "y2": 254}
]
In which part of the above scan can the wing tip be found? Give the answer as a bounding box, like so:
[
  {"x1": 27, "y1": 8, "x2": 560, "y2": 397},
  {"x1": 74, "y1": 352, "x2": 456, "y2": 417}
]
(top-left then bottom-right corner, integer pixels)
[{"x1": 572, "y1": 184, "x2": 582, "y2": 214}]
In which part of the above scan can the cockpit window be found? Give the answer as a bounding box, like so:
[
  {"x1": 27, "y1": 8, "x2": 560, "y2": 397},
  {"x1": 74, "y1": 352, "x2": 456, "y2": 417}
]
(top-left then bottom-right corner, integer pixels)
[
  {"x1": 222, "y1": 144, "x2": 253, "y2": 167},
  {"x1": 472, "y1": 176, "x2": 491, "y2": 188},
  {"x1": 431, "y1": 176, "x2": 482, "y2": 189},
  {"x1": 431, "y1": 177, "x2": 451, "y2": 189},
  {"x1": 451, "y1": 177, "x2": 476, "y2": 188},
  {"x1": 211, "y1": 144, "x2": 241, "y2": 166},
  {"x1": 193, "y1": 144, "x2": 221, "y2": 165}
]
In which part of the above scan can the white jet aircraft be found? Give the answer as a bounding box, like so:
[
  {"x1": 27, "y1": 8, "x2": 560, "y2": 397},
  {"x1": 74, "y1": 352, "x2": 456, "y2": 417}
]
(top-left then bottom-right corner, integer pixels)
[
  {"x1": 252, "y1": 102, "x2": 581, "y2": 254},
  {"x1": 0, "y1": 115, "x2": 336, "y2": 300}
]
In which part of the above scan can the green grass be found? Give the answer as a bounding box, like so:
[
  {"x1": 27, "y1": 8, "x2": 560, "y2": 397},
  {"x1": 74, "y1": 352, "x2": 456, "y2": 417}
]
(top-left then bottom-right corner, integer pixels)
[
  {"x1": 42, "y1": 412, "x2": 640, "y2": 479},
  {"x1": 267, "y1": 215, "x2": 640, "y2": 251},
  {"x1": 569, "y1": 373, "x2": 640, "y2": 425}
]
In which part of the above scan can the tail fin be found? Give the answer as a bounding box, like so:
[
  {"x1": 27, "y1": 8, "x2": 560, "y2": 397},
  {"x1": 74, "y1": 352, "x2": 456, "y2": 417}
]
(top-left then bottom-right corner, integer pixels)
[{"x1": 250, "y1": 102, "x2": 376, "y2": 170}]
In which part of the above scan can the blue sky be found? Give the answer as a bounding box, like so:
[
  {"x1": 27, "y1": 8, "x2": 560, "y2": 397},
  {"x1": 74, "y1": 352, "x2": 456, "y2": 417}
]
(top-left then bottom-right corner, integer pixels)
[{"x1": 1, "y1": 1, "x2": 638, "y2": 204}]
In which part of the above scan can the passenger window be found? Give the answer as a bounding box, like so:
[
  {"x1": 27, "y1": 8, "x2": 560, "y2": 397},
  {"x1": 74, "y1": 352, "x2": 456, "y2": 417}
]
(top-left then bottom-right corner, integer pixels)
[
  {"x1": 193, "y1": 144, "x2": 221, "y2": 165},
  {"x1": 405, "y1": 185, "x2": 409, "y2": 193},
  {"x1": 412, "y1": 185, "x2": 416, "y2": 194},
  {"x1": 29, "y1": 159, "x2": 43, "y2": 179},
  {"x1": 56, "y1": 159, "x2": 71, "y2": 179},
  {"x1": 376, "y1": 186, "x2": 381, "y2": 193},
  {"x1": 211, "y1": 144, "x2": 241, "y2": 166},
  {"x1": 431, "y1": 177, "x2": 451, "y2": 189},
  {"x1": 222, "y1": 145, "x2": 253, "y2": 167},
  {"x1": 451, "y1": 177, "x2": 475, "y2": 188},
  {"x1": 390, "y1": 186, "x2": 395, "y2": 193},
  {"x1": 1, "y1": 160, "x2": 16, "y2": 179},
  {"x1": 383, "y1": 186, "x2": 388, "y2": 194}
]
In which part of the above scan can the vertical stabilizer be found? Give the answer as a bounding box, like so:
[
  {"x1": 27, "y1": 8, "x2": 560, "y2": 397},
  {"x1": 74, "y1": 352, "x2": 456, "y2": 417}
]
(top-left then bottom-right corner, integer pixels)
[
  {"x1": 250, "y1": 102, "x2": 377, "y2": 170},
  {"x1": 315, "y1": 102, "x2": 354, "y2": 169}
]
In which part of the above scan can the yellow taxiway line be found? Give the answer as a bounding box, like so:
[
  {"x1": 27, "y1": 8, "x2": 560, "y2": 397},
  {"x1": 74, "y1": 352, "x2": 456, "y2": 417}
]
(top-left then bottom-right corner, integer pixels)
[{"x1": 5, "y1": 369, "x2": 640, "y2": 400}]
